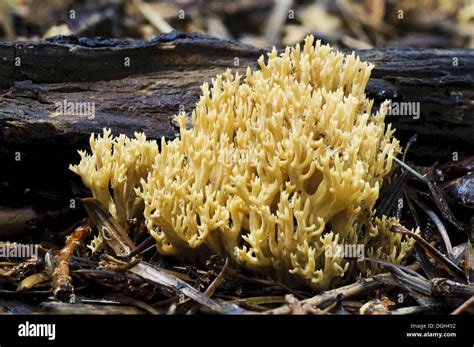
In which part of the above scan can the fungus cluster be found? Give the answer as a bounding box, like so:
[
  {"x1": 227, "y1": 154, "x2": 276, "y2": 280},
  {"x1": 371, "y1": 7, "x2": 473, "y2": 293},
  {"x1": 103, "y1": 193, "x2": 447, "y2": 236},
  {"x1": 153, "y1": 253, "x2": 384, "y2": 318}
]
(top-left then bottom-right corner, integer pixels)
[
  {"x1": 70, "y1": 36, "x2": 416, "y2": 289},
  {"x1": 69, "y1": 129, "x2": 158, "y2": 252}
]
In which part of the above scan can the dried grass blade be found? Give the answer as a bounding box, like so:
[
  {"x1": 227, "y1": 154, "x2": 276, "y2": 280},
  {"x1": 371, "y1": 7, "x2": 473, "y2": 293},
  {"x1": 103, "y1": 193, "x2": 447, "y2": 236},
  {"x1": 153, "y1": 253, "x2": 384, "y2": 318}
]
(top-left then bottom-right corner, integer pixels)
[
  {"x1": 427, "y1": 182, "x2": 464, "y2": 232},
  {"x1": 17, "y1": 271, "x2": 50, "y2": 291},
  {"x1": 412, "y1": 197, "x2": 454, "y2": 259},
  {"x1": 82, "y1": 198, "x2": 135, "y2": 257},
  {"x1": 375, "y1": 171, "x2": 408, "y2": 218},
  {"x1": 129, "y1": 261, "x2": 244, "y2": 314},
  {"x1": 187, "y1": 258, "x2": 229, "y2": 314},
  {"x1": 391, "y1": 225, "x2": 466, "y2": 282}
]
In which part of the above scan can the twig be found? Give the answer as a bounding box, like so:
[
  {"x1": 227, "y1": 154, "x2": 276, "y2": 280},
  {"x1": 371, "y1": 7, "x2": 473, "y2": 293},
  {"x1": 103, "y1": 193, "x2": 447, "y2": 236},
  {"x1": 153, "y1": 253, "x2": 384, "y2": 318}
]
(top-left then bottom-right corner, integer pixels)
[
  {"x1": 0, "y1": 1, "x2": 15, "y2": 39},
  {"x1": 380, "y1": 263, "x2": 432, "y2": 296},
  {"x1": 431, "y1": 278, "x2": 474, "y2": 298},
  {"x1": 102, "y1": 254, "x2": 142, "y2": 271},
  {"x1": 135, "y1": 1, "x2": 174, "y2": 33},
  {"x1": 320, "y1": 301, "x2": 338, "y2": 315},
  {"x1": 450, "y1": 295, "x2": 474, "y2": 315},
  {"x1": 375, "y1": 265, "x2": 474, "y2": 303},
  {"x1": 335, "y1": 0, "x2": 372, "y2": 46},
  {"x1": 51, "y1": 220, "x2": 92, "y2": 302},
  {"x1": 282, "y1": 294, "x2": 320, "y2": 314},
  {"x1": 264, "y1": 0, "x2": 293, "y2": 45},
  {"x1": 207, "y1": 17, "x2": 232, "y2": 40},
  {"x1": 266, "y1": 273, "x2": 389, "y2": 314},
  {"x1": 341, "y1": 36, "x2": 373, "y2": 49},
  {"x1": 129, "y1": 236, "x2": 155, "y2": 257}
]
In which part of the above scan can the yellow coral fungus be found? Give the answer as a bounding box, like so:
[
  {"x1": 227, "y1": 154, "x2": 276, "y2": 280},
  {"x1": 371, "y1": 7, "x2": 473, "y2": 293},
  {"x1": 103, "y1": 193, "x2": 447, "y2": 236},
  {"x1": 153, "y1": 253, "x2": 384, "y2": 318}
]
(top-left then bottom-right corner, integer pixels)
[
  {"x1": 69, "y1": 129, "x2": 158, "y2": 251},
  {"x1": 71, "y1": 36, "x2": 416, "y2": 289}
]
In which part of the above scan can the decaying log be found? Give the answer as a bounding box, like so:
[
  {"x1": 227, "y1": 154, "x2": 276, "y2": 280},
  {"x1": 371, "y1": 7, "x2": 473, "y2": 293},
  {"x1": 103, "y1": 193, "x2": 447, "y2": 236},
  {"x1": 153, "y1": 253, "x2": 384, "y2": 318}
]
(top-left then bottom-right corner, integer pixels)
[{"x1": 0, "y1": 32, "x2": 472, "y2": 210}]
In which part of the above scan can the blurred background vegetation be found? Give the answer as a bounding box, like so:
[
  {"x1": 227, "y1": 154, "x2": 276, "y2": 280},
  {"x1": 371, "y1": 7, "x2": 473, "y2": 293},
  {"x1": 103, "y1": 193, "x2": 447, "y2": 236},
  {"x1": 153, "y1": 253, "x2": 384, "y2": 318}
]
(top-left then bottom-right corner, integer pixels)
[{"x1": 0, "y1": 0, "x2": 473, "y2": 48}]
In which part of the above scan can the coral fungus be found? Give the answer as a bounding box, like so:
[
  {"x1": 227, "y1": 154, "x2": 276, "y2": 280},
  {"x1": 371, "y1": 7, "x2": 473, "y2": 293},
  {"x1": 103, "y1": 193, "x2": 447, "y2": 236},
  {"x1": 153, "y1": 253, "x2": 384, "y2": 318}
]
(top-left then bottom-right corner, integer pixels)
[
  {"x1": 69, "y1": 129, "x2": 158, "y2": 252},
  {"x1": 71, "y1": 36, "x2": 416, "y2": 289}
]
